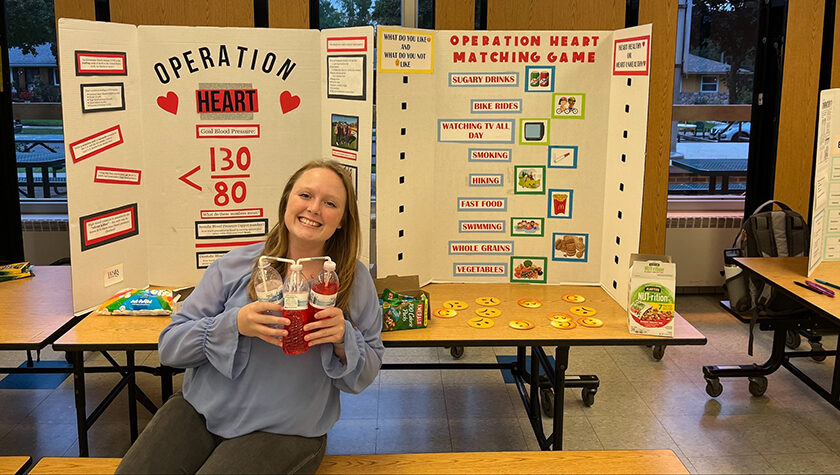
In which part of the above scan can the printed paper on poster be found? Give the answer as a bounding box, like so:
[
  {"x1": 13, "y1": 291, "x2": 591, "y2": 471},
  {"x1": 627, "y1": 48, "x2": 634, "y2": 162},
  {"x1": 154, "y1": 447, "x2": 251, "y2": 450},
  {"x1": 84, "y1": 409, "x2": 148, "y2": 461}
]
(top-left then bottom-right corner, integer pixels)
[
  {"x1": 196, "y1": 252, "x2": 228, "y2": 269},
  {"x1": 613, "y1": 36, "x2": 650, "y2": 76},
  {"x1": 439, "y1": 119, "x2": 514, "y2": 143},
  {"x1": 378, "y1": 28, "x2": 434, "y2": 73},
  {"x1": 69, "y1": 125, "x2": 124, "y2": 163},
  {"x1": 94, "y1": 166, "x2": 141, "y2": 185},
  {"x1": 80, "y1": 83, "x2": 126, "y2": 113},
  {"x1": 327, "y1": 55, "x2": 366, "y2": 100},
  {"x1": 79, "y1": 203, "x2": 138, "y2": 251},
  {"x1": 75, "y1": 51, "x2": 127, "y2": 75},
  {"x1": 195, "y1": 219, "x2": 269, "y2": 239}
]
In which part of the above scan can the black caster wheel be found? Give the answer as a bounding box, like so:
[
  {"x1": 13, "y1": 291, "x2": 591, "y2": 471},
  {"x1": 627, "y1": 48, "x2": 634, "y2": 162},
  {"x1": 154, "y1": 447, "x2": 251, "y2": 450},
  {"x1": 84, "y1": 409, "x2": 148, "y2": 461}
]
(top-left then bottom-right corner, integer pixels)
[
  {"x1": 748, "y1": 376, "x2": 768, "y2": 397},
  {"x1": 810, "y1": 342, "x2": 827, "y2": 362},
  {"x1": 651, "y1": 345, "x2": 665, "y2": 361},
  {"x1": 705, "y1": 377, "x2": 723, "y2": 397},
  {"x1": 581, "y1": 388, "x2": 597, "y2": 407},
  {"x1": 785, "y1": 329, "x2": 801, "y2": 349},
  {"x1": 450, "y1": 346, "x2": 464, "y2": 359},
  {"x1": 540, "y1": 388, "x2": 555, "y2": 417}
]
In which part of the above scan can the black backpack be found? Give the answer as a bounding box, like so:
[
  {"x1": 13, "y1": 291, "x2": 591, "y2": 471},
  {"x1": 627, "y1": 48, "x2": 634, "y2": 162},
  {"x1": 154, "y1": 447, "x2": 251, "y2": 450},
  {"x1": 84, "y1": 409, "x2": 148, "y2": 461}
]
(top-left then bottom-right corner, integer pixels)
[{"x1": 725, "y1": 200, "x2": 810, "y2": 353}]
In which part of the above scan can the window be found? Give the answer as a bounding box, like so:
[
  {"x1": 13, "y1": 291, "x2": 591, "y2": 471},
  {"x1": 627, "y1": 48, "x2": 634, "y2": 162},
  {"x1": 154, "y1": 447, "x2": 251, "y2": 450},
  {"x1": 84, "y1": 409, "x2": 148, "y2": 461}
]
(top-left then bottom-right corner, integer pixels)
[
  {"x1": 320, "y1": 0, "x2": 402, "y2": 28},
  {"x1": 700, "y1": 75, "x2": 718, "y2": 93},
  {"x1": 669, "y1": 0, "x2": 758, "y2": 211},
  {"x1": 51, "y1": 67, "x2": 59, "y2": 86}
]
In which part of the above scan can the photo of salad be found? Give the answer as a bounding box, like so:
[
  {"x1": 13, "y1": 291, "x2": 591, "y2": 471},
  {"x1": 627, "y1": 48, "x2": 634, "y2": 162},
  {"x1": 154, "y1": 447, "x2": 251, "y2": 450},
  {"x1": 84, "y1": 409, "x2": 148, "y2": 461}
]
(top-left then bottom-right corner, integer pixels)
[{"x1": 510, "y1": 256, "x2": 547, "y2": 283}]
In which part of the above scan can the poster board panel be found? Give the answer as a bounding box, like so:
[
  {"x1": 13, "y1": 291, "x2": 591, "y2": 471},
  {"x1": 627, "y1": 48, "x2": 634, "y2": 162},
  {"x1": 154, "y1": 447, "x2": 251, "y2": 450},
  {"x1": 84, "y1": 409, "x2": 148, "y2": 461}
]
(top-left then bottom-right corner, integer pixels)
[
  {"x1": 810, "y1": 88, "x2": 840, "y2": 275},
  {"x1": 59, "y1": 19, "x2": 149, "y2": 313}
]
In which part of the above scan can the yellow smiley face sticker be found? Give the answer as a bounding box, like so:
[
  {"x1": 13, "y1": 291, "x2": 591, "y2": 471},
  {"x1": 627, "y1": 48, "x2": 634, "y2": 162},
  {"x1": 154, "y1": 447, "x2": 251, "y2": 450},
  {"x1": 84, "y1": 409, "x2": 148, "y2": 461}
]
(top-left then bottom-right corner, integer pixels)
[
  {"x1": 562, "y1": 293, "x2": 586, "y2": 303},
  {"x1": 467, "y1": 317, "x2": 495, "y2": 329},
  {"x1": 433, "y1": 307, "x2": 457, "y2": 318},
  {"x1": 508, "y1": 319, "x2": 535, "y2": 330},
  {"x1": 444, "y1": 300, "x2": 468, "y2": 310},
  {"x1": 550, "y1": 319, "x2": 577, "y2": 329},
  {"x1": 517, "y1": 298, "x2": 542, "y2": 308},
  {"x1": 475, "y1": 296, "x2": 501, "y2": 306},
  {"x1": 547, "y1": 313, "x2": 574, "y2": 323},
  {"x1": 577, "y1": 317, "x2": 604, "y2": 328},
  {"x1": 475, "y1": 307, "x2": 502, "y2": 318},
  {"x1": 570, "y1": 305, "x2": 597, "y2": 316}
]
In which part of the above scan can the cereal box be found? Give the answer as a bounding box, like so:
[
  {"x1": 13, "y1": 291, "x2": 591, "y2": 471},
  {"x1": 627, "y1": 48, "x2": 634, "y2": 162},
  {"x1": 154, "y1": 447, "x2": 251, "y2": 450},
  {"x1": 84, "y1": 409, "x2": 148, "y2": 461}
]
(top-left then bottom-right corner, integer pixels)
[{"x1": 628, "y1": 254, "x2": 676, "y2": 337}]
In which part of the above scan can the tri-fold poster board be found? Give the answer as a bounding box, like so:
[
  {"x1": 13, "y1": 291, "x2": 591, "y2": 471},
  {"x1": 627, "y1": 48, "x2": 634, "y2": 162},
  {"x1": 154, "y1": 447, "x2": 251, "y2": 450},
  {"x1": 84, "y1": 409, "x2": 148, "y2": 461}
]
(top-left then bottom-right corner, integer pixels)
[
  {"x1": 809, "y1": 88, "x2": 840, "y2": 276},
  {"x1": 58, "y1": 19, "x2": 652, "y2": 313}
]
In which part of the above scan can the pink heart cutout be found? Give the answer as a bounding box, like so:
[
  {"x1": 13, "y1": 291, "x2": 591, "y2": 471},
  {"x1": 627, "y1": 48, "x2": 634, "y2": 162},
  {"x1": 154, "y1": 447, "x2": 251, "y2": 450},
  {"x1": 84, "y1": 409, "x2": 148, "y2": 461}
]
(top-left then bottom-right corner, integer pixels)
[
  {"x1": 156, "y1": 92, "x2": 178, "y2": 115},
  {"x1": 280, "y1": 91, "x2": 301, "y2": 114}
]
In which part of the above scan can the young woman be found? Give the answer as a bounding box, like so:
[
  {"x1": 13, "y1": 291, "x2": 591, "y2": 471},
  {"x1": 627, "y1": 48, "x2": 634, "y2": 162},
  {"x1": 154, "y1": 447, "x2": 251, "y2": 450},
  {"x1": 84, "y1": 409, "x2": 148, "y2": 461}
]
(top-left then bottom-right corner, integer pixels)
[{"x1": 117, "y1": 160, "x2": 384, "y2": 474}]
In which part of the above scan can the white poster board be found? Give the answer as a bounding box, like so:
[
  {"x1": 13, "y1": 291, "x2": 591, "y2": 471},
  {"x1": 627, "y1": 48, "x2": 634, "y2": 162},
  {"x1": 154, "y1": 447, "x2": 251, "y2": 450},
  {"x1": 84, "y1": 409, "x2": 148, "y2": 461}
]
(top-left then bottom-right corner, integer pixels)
[
  {"x1": 375, "y1": 25, "x2": 652, "y2": 309},
  {"x1": 59, "y1": 19, "x2": 373, "y2": 312},
  {"x1": 809, "y1": 88, "x2": 840, "y2": 276}
]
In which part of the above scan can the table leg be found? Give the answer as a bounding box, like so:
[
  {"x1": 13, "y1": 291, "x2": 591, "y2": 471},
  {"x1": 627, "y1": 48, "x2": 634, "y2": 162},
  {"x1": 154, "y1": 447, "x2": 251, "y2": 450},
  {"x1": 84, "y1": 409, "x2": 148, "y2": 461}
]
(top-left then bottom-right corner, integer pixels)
[
  {"x1": 529, "y1": 347, "x2": 541, "y2": 430},
  {"x1": 831, "y1": 345, "x2": 840, "y2": 401},
  {"x1": 160, "y1": 365, "x2": 174, "y2": 401},
  {"x1": 40, "y1": 166, "x2": 51, "y2": 199},
  {"x1": 71, "y1": 351, "x2": 89, "y2": 457},
  {"x1": 25, "y1": 167, "x2": 35, "y2": 198},
  {"x1": 552, "y1": 346, "x2": 569, "y2": 451},
  {"x1": 126, "y1": 351, "x2": 139, "y2": 441}
]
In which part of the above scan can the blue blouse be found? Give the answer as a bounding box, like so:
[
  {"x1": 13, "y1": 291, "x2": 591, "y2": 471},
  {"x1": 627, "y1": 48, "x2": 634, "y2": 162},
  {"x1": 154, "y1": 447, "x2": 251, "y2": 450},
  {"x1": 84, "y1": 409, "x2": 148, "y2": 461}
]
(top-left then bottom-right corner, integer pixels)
[{"x1": 158, "y1": 243, "x2": 384, "y2": 438}]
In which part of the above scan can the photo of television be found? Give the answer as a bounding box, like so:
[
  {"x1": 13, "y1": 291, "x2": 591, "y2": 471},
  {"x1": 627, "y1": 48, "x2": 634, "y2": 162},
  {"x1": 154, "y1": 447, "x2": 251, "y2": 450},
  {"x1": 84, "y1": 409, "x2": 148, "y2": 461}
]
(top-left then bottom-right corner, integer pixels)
[{"x1": 523, "y1": 122, "x2": 545, "y2": 141}]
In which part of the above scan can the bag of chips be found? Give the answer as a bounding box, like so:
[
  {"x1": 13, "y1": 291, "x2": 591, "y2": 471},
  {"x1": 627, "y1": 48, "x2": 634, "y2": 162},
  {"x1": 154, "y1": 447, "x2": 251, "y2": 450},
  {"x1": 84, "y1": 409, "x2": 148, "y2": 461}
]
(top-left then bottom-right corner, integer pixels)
[
  {"x1": 97, "y1": 288, "x2": 174, "y2": 315},
  {"x1": 379, "y1": 288, "x2": 429, "y2": 331}
]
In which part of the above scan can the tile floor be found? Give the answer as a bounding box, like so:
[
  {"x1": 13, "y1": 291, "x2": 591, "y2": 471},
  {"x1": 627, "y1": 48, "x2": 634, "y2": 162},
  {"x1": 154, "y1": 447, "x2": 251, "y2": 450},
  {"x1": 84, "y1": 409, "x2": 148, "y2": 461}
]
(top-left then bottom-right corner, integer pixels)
[{"x1": 2, "y1": 294, "x2": 840, "y2": 474}]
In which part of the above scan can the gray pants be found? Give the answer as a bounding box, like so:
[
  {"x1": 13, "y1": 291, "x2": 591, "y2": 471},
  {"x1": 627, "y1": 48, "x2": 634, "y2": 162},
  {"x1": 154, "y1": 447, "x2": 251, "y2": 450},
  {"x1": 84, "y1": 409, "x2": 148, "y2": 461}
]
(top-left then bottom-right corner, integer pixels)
[{"x1": 116, "y1": 392, "x2": 326, "y2": 474}]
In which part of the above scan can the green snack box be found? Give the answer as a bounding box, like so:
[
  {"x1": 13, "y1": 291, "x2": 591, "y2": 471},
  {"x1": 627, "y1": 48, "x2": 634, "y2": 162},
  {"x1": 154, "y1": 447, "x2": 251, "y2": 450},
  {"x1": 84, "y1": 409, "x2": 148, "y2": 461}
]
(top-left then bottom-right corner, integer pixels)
[{"x1": 374, "y1": 275, "x2": 430, "y2": 332}]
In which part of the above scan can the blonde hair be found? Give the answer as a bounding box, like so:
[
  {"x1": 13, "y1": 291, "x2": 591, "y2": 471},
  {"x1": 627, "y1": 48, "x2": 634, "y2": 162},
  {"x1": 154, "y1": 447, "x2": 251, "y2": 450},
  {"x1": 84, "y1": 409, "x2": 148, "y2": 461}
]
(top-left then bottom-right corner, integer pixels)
[{"x1": 248, "y1": 160, "x2": 361, "y2": 320}]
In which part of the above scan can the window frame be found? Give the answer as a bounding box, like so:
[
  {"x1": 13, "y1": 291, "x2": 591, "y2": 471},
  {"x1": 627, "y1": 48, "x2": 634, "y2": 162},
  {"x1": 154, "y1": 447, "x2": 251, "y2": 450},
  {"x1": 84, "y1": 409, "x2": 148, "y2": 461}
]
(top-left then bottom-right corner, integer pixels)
[{"x1": 700, "y1": 75, "x2": 719, "y2": 93}]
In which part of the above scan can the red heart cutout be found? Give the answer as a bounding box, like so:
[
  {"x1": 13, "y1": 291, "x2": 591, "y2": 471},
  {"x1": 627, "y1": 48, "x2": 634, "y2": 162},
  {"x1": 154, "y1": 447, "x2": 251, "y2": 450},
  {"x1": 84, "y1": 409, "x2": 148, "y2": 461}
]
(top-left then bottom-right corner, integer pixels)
[
  {"x1": 157, "y1": 92, "x2": 178, "y2": 115},
  {"x1": 280, "y1": 91, "x2": 301, "y2": 114}
]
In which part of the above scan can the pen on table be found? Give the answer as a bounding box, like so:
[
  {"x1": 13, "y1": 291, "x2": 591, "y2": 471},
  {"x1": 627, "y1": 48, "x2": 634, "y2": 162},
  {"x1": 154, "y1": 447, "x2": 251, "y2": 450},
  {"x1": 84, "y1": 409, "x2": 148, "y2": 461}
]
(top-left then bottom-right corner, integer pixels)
[
  {"x1": 807, "y1": 280, "x2": 836, "y2": 297},
  {"x1": 815, "y1": 278, "x2": 840, "y2": 291},
  {"x1": 794, "y1": 281, "x2": 831, "y2": 297}
]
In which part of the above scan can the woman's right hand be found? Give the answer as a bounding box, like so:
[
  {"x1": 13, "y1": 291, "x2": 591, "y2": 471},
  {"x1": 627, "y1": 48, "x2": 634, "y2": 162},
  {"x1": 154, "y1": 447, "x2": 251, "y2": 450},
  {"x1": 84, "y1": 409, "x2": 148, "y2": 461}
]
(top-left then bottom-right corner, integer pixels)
[{"x1": 236, "y1": 301, "x2": 290, "y2": 347}]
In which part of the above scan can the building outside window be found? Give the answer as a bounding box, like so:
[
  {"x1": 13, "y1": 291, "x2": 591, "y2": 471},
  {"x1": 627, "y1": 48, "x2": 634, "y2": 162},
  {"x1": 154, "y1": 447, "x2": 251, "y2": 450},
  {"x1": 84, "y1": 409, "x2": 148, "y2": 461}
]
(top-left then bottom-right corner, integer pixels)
[{"x1": 700, "y1": 74, "x2": 719, "y2": 93}]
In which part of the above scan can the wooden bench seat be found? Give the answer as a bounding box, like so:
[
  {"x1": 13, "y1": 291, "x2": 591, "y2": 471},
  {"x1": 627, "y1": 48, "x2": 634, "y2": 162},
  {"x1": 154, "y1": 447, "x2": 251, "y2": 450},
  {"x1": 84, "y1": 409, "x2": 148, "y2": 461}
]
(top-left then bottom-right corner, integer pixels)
[
  {"x1": 29, "y1": 450, "x2": 688, "y2": 474},
  {"x1": 0, "y1": 456, "x2": 31, "y2": 475}
]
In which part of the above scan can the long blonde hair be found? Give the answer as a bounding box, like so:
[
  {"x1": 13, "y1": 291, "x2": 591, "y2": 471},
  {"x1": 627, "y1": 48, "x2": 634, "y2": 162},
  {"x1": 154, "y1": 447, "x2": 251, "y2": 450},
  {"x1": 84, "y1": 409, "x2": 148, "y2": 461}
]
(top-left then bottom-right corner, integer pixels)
[{"x1": 248, "y1": 160, "x2": 361, "y2": 320}]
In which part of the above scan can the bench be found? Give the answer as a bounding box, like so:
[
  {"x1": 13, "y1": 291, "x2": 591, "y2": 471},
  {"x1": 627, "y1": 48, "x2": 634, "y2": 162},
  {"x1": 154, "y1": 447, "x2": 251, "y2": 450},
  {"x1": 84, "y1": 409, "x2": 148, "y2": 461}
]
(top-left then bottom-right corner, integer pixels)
[
  {"x1": 28, "y1": 450, "x2": 688, "y2": 474},
  {"x1": 0, "y1": 456, "x2": 31, "y2": 475}
]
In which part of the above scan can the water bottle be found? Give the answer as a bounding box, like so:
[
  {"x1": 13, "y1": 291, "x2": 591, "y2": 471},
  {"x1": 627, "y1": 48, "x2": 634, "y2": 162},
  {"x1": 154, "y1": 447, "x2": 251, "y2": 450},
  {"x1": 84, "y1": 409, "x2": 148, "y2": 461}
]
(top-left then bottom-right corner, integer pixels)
[
  {"x1": 282, "y1": 263, "x2": 312, "y2": 355},
  {"x1": 253, "y1": 263, "x2": 284, "y2": 338},
  {"x1": 310, "y1": 260, "x2": 339, "y2": 312}
]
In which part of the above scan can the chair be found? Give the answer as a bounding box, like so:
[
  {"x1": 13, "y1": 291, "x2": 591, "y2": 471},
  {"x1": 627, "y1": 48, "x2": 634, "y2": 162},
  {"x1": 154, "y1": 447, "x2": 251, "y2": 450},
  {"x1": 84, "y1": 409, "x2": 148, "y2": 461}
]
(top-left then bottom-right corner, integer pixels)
[{"x1": 693, "y1": 121, "x2": 705, "y2": 137}]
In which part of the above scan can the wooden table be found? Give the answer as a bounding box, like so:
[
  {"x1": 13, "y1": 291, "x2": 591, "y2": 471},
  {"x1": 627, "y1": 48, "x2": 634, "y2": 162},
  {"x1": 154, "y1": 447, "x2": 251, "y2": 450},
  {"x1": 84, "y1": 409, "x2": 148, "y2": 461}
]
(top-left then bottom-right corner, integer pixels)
[
  {"x1": 704, "y1": 257, "x2": 840, "y2": 405},
  {"x1": 53, "y1": 312, "x2": 174, "y2": 457},
  {"x1": 0, "y1": 456, "x2": 31, "y2": 475},
  {"x1": 318, "y1": 450, "x2": 689, "y2": 474},
  {"x1": 28, "y1": 450, "x2": 689, "y2": 474},
  {"x1": 0, "y1": 266, "x2": 81, "y2": 366},
  {"x1": 382, "y1": 283, "x2": 706, "y2": 451}
]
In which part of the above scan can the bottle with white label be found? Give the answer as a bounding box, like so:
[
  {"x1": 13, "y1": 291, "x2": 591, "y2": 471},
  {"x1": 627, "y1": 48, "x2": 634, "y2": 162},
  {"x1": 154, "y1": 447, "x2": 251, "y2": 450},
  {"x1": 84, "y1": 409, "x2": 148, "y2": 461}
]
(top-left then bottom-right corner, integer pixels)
[
  {"x1": 309, "y1": 260, "x2": 339, "y2": 310},
  {"x1": 282, "y1": 263, "x2": 312, "y2": 355}
]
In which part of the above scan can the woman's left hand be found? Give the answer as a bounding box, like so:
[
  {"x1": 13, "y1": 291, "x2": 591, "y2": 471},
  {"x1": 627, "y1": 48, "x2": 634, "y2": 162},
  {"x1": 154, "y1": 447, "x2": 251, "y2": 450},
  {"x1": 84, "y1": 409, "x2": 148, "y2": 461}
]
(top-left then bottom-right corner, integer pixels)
[{"x1": 304, "y1": 307, "x2": 346, "y2": 347}]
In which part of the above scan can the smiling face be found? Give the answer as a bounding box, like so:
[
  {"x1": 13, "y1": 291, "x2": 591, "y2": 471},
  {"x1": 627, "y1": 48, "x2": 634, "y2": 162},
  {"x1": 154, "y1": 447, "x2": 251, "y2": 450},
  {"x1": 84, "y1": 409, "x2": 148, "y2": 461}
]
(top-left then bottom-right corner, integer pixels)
[{"x1": 283, "y1": 167, "x2": 347, "y2": 252}]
